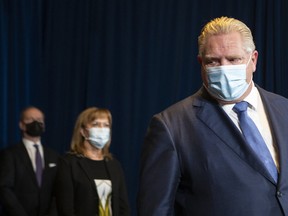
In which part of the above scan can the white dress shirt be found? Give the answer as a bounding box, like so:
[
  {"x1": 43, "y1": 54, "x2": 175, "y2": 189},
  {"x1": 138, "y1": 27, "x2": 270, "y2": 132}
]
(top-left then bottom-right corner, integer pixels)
[
  {"x1": 221, "y1": 83, "x2": 279, "y2": 170},
  {"x1": 23, "y1": 138, "x2": 45, "y2": 171}
]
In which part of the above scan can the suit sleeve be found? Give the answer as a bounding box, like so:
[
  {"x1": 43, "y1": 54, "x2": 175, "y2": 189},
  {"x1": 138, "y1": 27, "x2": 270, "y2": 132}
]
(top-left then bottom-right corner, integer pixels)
[
  {"x1": 43, "y1": 148, "x2": 59, "y2": 216},
  {"x1": 115, "y1": 160, "x2": 130, "y2": 216},
  {"x1": 0, "y1": 150, "x2": 29, "y2": 216},
  {"x1": 137, "y1": 114, "x2": 181, "y2": 216},
  {"x1": 54, "y1": 156, "x2": 76, "y2": 216}
]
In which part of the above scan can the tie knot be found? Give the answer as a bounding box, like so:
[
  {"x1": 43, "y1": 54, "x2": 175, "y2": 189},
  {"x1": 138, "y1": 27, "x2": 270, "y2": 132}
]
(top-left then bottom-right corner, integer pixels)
[
  {"x1": 34, "y1": 144, "x2": 39, "y2": 149},
  {"x1": 233, "y1": 101, "x2": 249, "y2": 113}
]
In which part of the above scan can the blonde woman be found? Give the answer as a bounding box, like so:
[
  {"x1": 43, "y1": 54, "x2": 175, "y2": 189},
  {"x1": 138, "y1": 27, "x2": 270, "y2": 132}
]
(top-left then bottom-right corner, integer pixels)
[{"x1": 55, "y1": 107, "x2": 130, "y2": 216}]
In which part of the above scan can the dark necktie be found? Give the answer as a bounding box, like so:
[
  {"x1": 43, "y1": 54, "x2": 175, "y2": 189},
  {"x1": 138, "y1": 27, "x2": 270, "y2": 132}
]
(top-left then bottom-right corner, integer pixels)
[
  {"x1": 233, "y1": 101, "x2": 278, "y2": 182},
  {"x1": 34, "y1": 144, "x2": 43, "y2": 186}
]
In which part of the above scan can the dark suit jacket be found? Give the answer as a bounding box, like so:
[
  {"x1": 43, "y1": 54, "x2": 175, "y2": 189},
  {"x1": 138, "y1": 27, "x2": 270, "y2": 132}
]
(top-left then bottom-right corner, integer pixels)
[
  {"x1": 0, "y1": 142, "x2": 59, "y2": 216},
  {"x1": 137, "y1": 86, "x2": 288, "y2": 216},
  {"x1": 55, "y1": 154, "x2": 130, "y2": 216}
]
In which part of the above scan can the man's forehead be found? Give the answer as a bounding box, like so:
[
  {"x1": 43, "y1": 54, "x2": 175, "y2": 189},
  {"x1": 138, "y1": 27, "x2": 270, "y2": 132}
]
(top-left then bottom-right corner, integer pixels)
[
  {"x1": 23, "y1": 108, "x2": 44, "y2": 119},
  {"x1": 204, "y1": 33, "x2": 245, "y2": 53}
]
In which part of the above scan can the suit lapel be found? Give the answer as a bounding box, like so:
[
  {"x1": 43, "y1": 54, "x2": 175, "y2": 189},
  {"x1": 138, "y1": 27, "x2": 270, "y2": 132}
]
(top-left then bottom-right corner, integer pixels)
[
  {"x1": 258, "y1": 87, "x2": 288, "y2": 188},
  {"x1": 78, "y1": 157, "x2": 116, "y2": 197},
  {"x1": 16, "y1": 144, "x2": 39, "y2": 185},
  {"x1": 194, "y1": 95, "x2": 276, "y2": 184},
  {"x1": 104, "y1": 159, "x2": 116, "y2": 195},
  {"x1": 42, "y1": 147, "x2": 54, "y2": 186},
  {"x1": 78, "y1": 158, "x2": 99, "y2": 195}
]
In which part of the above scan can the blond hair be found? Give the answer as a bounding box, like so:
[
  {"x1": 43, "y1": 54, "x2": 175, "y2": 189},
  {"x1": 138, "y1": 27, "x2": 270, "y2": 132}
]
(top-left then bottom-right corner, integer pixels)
[
  {"x1": 70, "y1": 107, "x2": 113, "y2": 159},
  {"x1": 198, "y1": 16, "x2": 255, "y2": 57}
]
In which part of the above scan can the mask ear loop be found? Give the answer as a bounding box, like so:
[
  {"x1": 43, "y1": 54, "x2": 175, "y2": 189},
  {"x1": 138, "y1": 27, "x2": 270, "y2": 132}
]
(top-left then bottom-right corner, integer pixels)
[
  {"x1": 246, "y1": 54, "x2": 252, "y2": 68},
  {"x1": 245, "y1": 54, "x2": 253, "y2": 85},
  {"x1": 80, "y1": 128, "x2": 89, "y2": 140}
]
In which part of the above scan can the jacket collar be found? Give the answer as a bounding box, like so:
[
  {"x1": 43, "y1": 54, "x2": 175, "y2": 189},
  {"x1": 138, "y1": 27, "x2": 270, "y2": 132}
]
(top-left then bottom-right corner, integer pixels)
[{"x1": 194, "y1": 86, "x2": 278, "y2": 184}]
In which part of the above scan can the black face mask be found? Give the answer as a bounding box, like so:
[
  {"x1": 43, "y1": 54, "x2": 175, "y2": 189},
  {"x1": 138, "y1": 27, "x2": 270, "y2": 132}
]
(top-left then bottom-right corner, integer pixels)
[{"x1": 25, "y1": 121, "x2": 44, "y2": 137}]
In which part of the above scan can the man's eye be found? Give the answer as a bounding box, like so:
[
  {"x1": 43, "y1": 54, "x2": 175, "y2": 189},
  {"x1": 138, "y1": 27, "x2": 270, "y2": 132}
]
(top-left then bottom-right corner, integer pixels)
[
  {"x1": 204, "y1": 59, "x2": 217, "y2": 66},
  {"x1": 230, "y1": 58, "x2": 243, "y2": 64},
  {"x1": 205, "y1": 61, "x2": 218, "y2": 67}
]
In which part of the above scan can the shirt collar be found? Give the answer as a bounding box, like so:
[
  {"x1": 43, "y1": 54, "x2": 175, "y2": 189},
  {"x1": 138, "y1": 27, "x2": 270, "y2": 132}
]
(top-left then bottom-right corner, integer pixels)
[
  {"x1": 221, "y1": 82, "x2": 259, "y2": 113},
  {"x1": 242, "y1": 84, "x2": 259, "y2": 111},
  {"x1": 22, "y1": 138, "x2": 41, "y2": 148}
]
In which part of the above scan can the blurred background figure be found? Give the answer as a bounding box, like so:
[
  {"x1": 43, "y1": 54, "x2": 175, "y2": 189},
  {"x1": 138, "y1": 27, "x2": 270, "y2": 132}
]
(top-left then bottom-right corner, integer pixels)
[
  {"x1": 55, "y1": 107, "x2": 130, "y2": 216},
  {"x1": 0, "y1": 106, "x2": 59, "y2": 216}
]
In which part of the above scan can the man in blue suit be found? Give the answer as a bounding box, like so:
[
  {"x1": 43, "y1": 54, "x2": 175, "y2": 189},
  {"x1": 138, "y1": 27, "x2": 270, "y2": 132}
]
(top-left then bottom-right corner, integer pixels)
[{"x1": 137, "y1": 17, "x2": 288, "y2": 215}]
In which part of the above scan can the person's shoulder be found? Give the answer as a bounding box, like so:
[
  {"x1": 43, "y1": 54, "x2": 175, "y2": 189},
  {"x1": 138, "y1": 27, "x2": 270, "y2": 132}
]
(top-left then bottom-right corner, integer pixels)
[
  {"x1": 0, "y1": 142, "x2": 24, "y2": 163},
  {"x1": 60, "y1": 152, "x2": 82, "y2": 163},
  {"x1": 156, "y1": 95, "x2": 192, "y2": 117},
  {"x1": 55, "y1": 153, "x2": 78, "y2": 169},
  {"x1": 154, "y1": 88, "x2": 205, "y2": 121},
  {"x1": 257, "y1": 85, "x2": 288, "y2": 102},
  {"x1": 43, "y1": 145, "x2": 60, "y2": 156},
  {"x1": 105, "y1": 156, "x2": 123, "y2": 168},
  {"x1": 1, "y1": 142, "x2": 24, "y2": 153},
  {"x1": 161, "y1": 87, "x2": 207, "y2": 113}
]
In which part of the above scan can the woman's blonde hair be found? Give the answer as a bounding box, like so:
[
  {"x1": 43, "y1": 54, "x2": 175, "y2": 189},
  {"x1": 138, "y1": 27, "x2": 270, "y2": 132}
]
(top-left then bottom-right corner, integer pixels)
[
  {"x1": 198, "y1": 16, "x2": 256, "y2": 57},
  {"x1": 70, "y1": 107, "x2": 113, "y2": 159}
]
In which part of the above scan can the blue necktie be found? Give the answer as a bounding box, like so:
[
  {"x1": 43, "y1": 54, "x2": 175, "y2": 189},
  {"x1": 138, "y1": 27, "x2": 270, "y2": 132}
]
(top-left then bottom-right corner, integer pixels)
[
  {"x1": 233, "y1": 101, "x2": 278, "y2": 182},
  {"x1": 34, "y1": 144, "x2": 43, "y2": 186}
]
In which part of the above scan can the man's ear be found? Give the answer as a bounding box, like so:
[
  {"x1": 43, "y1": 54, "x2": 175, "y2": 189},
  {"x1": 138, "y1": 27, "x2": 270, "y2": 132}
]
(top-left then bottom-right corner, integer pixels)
[
  {"x1": 251, "y1": 50, "x2": 258, "y2": 72},
  {"x1": 19, "y1": 121, "x2": 25, "y2": 131}
]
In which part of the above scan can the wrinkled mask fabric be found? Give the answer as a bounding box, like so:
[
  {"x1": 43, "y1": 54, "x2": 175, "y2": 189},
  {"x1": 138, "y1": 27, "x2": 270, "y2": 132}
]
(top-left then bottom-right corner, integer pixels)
[
  {"x1": 205, "y1": 56, "x2": 252, "y2": 101},
  {"x1": 87, "y1": 127, "x2": 110, "y2": 149},
  {"x1": 25, "y1": 121, "x2": 44, "y2": 137}
]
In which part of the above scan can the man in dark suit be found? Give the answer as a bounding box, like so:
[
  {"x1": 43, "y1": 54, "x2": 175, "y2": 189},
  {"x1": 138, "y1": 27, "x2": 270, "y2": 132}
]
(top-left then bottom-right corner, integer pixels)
[
  {"x1": 137, "y1": 16, "x2": 288, "y2": 215},
  {"x1": 0, "y1": 106, "x2": 59, "y2": 216}
]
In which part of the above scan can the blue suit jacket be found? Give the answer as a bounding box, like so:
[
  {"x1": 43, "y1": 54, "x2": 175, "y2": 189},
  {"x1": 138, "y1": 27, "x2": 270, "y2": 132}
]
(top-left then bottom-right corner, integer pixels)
[{"x1": 138, "y1": 86, "x2": 288, "y2": 216}]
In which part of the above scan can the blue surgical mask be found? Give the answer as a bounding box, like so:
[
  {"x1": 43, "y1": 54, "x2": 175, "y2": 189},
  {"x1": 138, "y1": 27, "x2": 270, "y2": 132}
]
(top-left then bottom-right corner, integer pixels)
[
  {"x1": 204, "y1": 56, "x2": 252, "y2": 101},
  {"x1": 86, "y1": 127, "x2": 110, "y2": 149}
]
